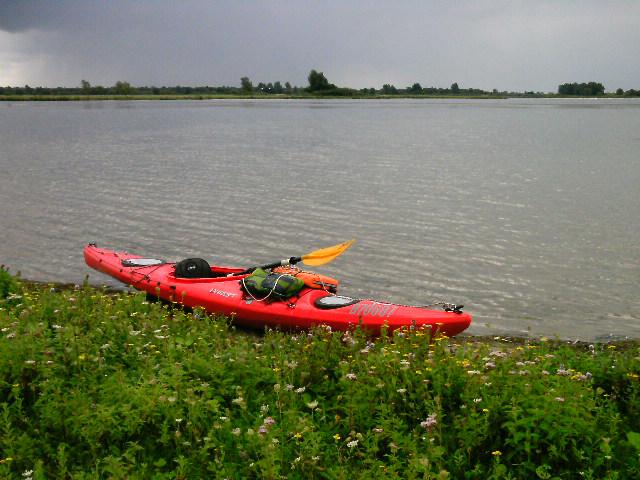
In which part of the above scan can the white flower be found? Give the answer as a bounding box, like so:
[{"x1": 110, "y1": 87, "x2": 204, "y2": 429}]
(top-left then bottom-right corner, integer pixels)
[
  {"x1": 345, "y1": 373, "x2": 357, "y2": 381},
  {"x1": 420, "y1": 413, "x2": 437, "y2": 430},
  {"x1": 473, "y1": 398, "x2": 482, "y2": 403},
  {"x1": 347, "y1": 439, "x2": 358, "y2": 448},
  {"x1": 295, "y1": 387, "x2": 306, "y2": 394}
]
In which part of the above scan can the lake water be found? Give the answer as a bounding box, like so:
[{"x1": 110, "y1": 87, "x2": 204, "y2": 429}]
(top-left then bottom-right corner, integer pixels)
[{"x1": 1, "y1": 98, "x2": 639, "y2": 340}]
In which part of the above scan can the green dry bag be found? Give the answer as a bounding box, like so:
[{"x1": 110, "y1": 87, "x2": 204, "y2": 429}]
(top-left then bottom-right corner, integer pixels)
[{"x1": 241, "y1": 268, "x2": 304, "y2": 299}]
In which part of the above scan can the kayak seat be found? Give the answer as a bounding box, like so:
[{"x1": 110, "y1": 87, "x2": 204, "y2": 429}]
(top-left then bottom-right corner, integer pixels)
[{"x1": 174, "y1": 258, "x2": 222, "y2": 278}]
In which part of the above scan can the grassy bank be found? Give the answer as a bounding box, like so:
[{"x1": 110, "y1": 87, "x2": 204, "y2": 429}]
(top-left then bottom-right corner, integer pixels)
[{"x1": 1, "y1": 270, "x2": 639, "y2": 478}]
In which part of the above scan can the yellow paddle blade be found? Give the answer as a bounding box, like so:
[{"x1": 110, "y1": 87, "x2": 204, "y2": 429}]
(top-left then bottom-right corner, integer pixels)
[{"x1": 301, "y1": 239, "x2": 355, "y2": 266}]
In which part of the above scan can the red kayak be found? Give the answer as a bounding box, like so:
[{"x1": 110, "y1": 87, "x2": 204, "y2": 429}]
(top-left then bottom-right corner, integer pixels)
[{"x1": 83, "y1": 243, "x2": 472, "y2": 337}]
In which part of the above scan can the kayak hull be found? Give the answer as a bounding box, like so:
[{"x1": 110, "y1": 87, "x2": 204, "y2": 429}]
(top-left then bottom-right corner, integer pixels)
[{"x1": 83, "y1": 244, "x2": 472, "y2": 337}]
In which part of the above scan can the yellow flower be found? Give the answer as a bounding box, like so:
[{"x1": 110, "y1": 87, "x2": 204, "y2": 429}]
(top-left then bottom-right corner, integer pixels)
[
  {"x1": 333, "y1": 434, "x2": 341, "y2": 441},
  {"x1": 482, "y1": 408, "x2": 490, "y2": 413},
  {"x1": 78, "y1": 354, "x2": 87, "y2": 361},
  {"x1": 492, "y1": 450, "x2": 502, "y2": 456},
  {"x1": 293, "y1": 432, "x2": 303, "y2": 439}
]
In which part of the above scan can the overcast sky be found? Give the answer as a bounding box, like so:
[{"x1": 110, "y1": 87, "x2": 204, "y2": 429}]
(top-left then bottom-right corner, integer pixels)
[{"x1": 1, "y1": 0, "x2": 639, "y2": 92}]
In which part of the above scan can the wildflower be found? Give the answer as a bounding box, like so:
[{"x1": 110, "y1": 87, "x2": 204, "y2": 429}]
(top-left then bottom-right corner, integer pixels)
[
  {"x1": 467, "y1": 370, "x2": 481, "y2": 375},
  {"x1": 5, "y1": 332, "x2": 16, "y2": 339},
  {"x1": 258, "y1": 425, "x2": 268, "y2": 435},
  {"x1": 482, "y1": 408, "x2": 490, "y2": 413},
  {"x1": 373, "y1": 427, "x2": 384, "y2": 433},
  {"x1": 295, "y1": 386, "x2": 306, "y2": 394},
  {"x1": 492, "y1": 450, "x2": 502, "y2": 457},
  {"x1": 175, "y1": 418, "x2": 183, "y2": 423},
  {"x1": 285, "y1": 360, "x2": 298, "y2": 369},
  {"x1": 306, "y1": 400, "x2": 319, "y2": 410},
  {"x1": 397, "y1": 388, "x2": 407, "y2": 394},
  {"x1": 24, "y1": 360, "x2": 36, "y2": 365},
  {"x1": 473, "y1": 398, "x2": 482, "y2": 403},
  {"x1": 347, "y1": 439, "x2": 359, "y2": 448},
  {"x1": 22, "y1": 470, "x2": 33, "y2": 478},
  {"x1": 484, "y1": 361, "x2": 496, "y2": 369},
  {"x1": 554, "y1": 397, "x2": 565, "y2": 402},
  {"x1": 489, "y1": 350, "x2": 507, "y2": 358},
  {"x1": 78, "y1": 354, "x2": 87, "y2": 361},
  {"x1": 333, "y1": 434, "x2": 341, "y2": 441},
  {"x1": 273, "y1": 383, "x2": 281, "y2": 392},
  {"x1": 263, "y1": 416, "x2": 276, "y2": 426},
  {"x1": 345, "y1": 373, "x2": 357, "y2": 381},
  {"x1": 420, "y1": 413, "x2": 437, "y2": 431},
  {"x1": 285, "y1": 384, "x2": 294, "y2": 391},
  {"x1": 293, "y1": 432, "x2": 303, "y2": 440},
  {"x1": 260, "y1": 404, "x2": 269, "y2": 414}
]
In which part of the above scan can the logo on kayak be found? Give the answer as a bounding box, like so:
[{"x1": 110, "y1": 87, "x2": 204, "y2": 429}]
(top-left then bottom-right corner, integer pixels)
[
  {"x1": 349, "y1": 302, "x2": 399, "y2": 318},
  {"x1": 209, "y1": 288, "x2": 237, "y2": 298}
]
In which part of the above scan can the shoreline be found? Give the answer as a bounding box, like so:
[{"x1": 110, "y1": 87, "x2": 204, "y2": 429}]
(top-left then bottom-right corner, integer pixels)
[
  {"x1": 4, "y1": 94, "x2": 635, "y2": 102},
  {"x1": 12, "y1": 276, "x2": 640, "y2": 347}
]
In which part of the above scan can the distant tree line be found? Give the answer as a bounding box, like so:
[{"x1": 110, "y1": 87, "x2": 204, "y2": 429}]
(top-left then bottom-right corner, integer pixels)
[
  {"x1": 557, "y1": 82, "x2": 605, "y2": 96},
  {"x1": 0, "y1": 71, "x2": 498, "y2": 97},
  {"x1": 0, "y1": 81, "x2": 243, "y2": 96},
  {"x1": 5, "y1": 72, "x2": 639, "y2": 97},
  {"x1": 556, "y1": 82, "x2": 640, "y2": 97}
]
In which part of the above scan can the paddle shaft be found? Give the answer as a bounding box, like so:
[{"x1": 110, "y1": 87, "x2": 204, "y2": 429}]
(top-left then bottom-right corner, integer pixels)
[{"x1": 240, "y1": 256, "x2": 302, "y2": 274}]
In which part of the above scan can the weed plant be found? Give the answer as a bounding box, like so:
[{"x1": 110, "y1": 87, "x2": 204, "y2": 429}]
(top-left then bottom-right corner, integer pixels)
[{"x1": 1, "y1": 278, "x2": 639, "y2": 478}]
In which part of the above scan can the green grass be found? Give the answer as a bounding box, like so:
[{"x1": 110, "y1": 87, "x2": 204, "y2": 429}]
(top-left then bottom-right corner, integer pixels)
[{"x1": 1, "y1": 271, "x2": 639, "y2": 478}]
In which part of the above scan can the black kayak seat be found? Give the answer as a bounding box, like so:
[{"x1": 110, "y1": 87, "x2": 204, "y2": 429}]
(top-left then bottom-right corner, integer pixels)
[{"x1": 174, "y1": 258, "x2": 217, "y2": 278}]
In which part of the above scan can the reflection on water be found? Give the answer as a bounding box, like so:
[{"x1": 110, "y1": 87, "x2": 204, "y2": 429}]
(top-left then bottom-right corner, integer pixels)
[{"x1": 1, "y1": 98, "x2": 639, "y2": 340}]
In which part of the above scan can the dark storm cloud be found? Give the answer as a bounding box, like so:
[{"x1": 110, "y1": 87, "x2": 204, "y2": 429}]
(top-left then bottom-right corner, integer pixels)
[{"x1": 1, "y1": 1, "x2": 639, "y2": 91}]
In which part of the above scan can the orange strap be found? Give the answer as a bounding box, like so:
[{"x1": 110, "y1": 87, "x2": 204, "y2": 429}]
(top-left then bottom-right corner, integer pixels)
[{"x1": 272, "y1": 266, "x2": 339, "y2": 291}]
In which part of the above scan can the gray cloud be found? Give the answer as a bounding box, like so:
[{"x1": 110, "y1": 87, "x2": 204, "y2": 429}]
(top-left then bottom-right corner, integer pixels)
[{"x1": 1, "y1": 0, "x2": 639, "y2": 91}]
